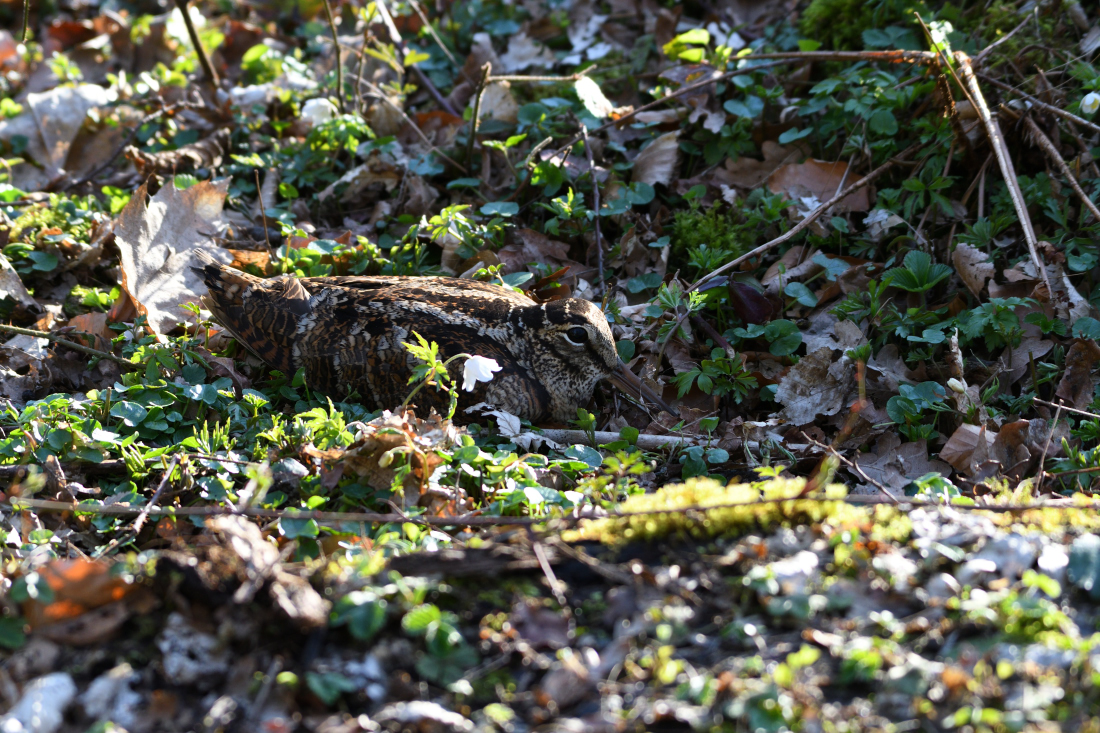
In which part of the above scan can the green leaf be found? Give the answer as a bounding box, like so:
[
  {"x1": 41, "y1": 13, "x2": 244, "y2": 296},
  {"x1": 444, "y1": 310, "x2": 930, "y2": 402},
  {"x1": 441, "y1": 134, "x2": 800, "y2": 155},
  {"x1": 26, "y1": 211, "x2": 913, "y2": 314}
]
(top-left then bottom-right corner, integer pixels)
[
  {"x1": 334, "y1": 593, "x2": 388, "y2": 641},
  {"x1": 564, "y1": 444, "x2": 602, "y2": 469},
  {"x1": 1073, "y1": 316, "x2": 1100, "y2": 340},
  {"x1": 402, "y1": 603, "x2": 442, "y2": 634},
  {"x1": 27, "y1": 251, "x2": 59, "y2": 272},
  {"x1": 110, "y1": 401, "x2": 148, "y2": 427},
  {"x1": 0, "y1": 617, "x2": 25, "y2": 650},
  {"x1": 625, "y1": 272, "x2": 663, "y2": 293},
  {"x1": 305, "y1": 672, "x2": 358, "y2": 705},
  {"x1": 480, "y1": 201, "x2": 519, "y2": 217},
  {"x1": 797, "y1": 39, "x2": 822, "y2": 52},
  {"x1": 868, "y1": 109, "x2": 898, "y2": 136},
  {"x1": 778, "y1": 127, "x2": 812, "y2": 144},
  {"x1": 279, "y1": 517, "x2": 319, "y2": 539},
  {"x1": 616, "y1": 339, "x2": 636, "y2": 361},
  {"x1": 765, "y1": 320, "x2": 802, "y2": 356},
  {"x1": 784, "y1": 282, "x2": 818, "y2": 307}
]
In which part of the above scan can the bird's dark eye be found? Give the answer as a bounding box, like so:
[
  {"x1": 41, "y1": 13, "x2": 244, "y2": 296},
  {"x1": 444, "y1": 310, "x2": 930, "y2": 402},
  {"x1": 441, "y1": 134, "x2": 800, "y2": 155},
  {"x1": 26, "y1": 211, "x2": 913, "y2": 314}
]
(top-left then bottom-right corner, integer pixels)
[{"x1": 565, "y1": 326, "x2": 588, "y2": 344}]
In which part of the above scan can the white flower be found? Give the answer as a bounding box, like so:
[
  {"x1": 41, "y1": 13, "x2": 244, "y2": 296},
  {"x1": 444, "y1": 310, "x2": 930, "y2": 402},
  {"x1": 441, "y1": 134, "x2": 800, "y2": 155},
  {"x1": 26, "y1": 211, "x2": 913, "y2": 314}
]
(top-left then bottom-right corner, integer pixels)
[
  {"x1": 1083, "y1": 92, "x2": 1100, "y2": 116},
  {"x1": 946, "y1": 378, "x2": 967, "y2": 394},
  {"x1": 301, "y1": 97, "x2": 338, "y2": 125},
  {"x1": 462, "y1": 355, "x2": 501, "y2": 392}
]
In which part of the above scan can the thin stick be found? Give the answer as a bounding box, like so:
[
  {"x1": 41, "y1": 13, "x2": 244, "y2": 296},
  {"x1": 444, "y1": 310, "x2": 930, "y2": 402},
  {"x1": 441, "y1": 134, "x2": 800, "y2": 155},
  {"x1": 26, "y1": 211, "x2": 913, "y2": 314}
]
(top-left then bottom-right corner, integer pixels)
[
  {"x1": 488, "y1": 70, "x2": 593, "y2": 83},
  {"x1": 1035, "y1": 398, "x2": 1100, "y2": 420},
  {"x1": 956, "y1": 53, "x2": 1052, "y2": 298},
  {"x1": 359, "y1": 79, "x2": 468, "y2": 172},
  {"x1": 979, "y1": 73, "x2": 1100, "y2": 136},
  {"x1": 1035, "y1": 400, "x2": 1063, "y2": 494},
  {"x1": 321, "y1": 0, "x2": 345, "y2": 114},
  {"x1": 1021, "y1": 114, "x2": 1100, "y2": 224},
  {"x1": 684, "y1": 140, "x2": 923, "y2": 296},
  {"x1": 370, "y1": 0, "x2": 460, "y2": 117},
  {"x1": 20, "y1": 0, "x2": 28, "y2": 43},
  {"x1": 973, "y1": 10, "x2": 1035, "y2": 65},
  {"x1": 0, "y1": 323, "x2": 136, "y2": 368},
  {"x1": 738, "y1": 50, "x2": 938, "y2": 64},
  {"x1": 406, "y1": 0, "x2": 457, "y2": 65},
  {"x1": 803, "y1": 434, "x2": 898, "y2": 504},
  {"x1": 8, "y1": 493, "x2": 1099, "y2": 528},
  {"x1": 172, "y1": 0, "x2": 220, "y2": 92},
  {"x1": 547, "y1": 61, "x2": 793, "y2": 163},
  {"x1": 581, "y1": 126, "x2": 604, "y2": 292},
  {"x1": 132, "y1": 456, "x2": 181, "y2": 534},
  {"x1": 254, "y1": 170, "x2": 272, "y2": 250},
  {"x1": 466, "y1": 62, "x2": 492, "y2": 166}
]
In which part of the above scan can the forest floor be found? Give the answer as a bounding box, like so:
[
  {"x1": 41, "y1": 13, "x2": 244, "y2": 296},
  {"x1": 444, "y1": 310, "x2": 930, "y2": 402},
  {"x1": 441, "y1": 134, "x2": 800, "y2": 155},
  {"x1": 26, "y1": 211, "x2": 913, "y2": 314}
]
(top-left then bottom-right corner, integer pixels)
[{"x1": 4, "y1": 0, "x2": 1100, "y2": 730}]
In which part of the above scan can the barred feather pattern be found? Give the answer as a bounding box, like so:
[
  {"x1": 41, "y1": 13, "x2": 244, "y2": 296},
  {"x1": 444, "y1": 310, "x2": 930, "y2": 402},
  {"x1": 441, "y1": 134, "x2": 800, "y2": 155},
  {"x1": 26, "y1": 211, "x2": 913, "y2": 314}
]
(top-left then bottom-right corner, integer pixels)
[{"x1": 192, "y1": 251, "x2": 621, "y2": 422}]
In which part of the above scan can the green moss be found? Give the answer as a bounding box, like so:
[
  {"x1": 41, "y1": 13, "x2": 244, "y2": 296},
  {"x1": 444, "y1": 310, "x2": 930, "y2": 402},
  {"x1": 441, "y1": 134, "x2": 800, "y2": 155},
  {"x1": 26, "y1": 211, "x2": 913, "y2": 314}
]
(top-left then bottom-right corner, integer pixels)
[
  {"x1": 565, "y1": 476, "x2": 911, "y2": 545},
  {"x1": 669, "y1": 204, "x2": 746, "y2": 274}
]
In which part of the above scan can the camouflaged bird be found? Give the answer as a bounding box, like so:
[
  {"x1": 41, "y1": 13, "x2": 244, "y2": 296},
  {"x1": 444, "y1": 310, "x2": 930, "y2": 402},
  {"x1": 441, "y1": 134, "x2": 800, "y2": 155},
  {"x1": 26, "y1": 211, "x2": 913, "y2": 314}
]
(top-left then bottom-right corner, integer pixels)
[{"x1": 192, "y1": 251, "x2": 672, "y2": 422}]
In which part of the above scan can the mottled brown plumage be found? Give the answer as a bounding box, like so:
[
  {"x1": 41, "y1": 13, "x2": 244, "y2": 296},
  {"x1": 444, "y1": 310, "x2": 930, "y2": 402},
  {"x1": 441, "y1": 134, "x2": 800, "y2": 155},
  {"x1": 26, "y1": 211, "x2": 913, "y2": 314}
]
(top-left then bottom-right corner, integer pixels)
[{"x1": 192, "y1": 251, "x2": 671, "y2": 422}]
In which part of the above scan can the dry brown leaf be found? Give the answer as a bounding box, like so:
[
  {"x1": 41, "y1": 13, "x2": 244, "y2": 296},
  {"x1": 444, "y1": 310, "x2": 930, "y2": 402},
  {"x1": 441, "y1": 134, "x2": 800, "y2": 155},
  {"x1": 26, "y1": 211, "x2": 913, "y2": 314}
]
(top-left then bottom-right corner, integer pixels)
[
  {"x1": 774, "y1": 347, "x2": 853, "y2": 426},
  {"x1": 852, "y1": 433, "x2": 951, "y2": 493},
  {"x1": 1055, "y1": 339, "x2": 1100, "y2": 409},
  {"x1": 767, "y1": 158, "x2": 871, "y2": 212},
  {"x1": 498, "y1": 31, "x2": 556, "y2": 71},
  {"x1": 23, "y1": 559, "x2": 135, "y2": 629},
  {"x1": 114, "y1": 179, "x2": 233, "y2": 335},
  {"x1": 999, "y1": 335, "x2": 1053, "y2": 386},
  {"x1": 0, "y1": 83, "x2": 108, "y2": 190},
  {"x1": 475, "y1": 81, "x2": 519, "y2": 123},
  {"x1": 953, "y1": 243, "x2": 994, "y2": 298},
  {"x1": 0, "y1": 251, "x2": 38, "y2": 311},
  {"x1": 940, "y1": 423, "x2": 996, "y2": 474},
  {"x1": 497, "y1": 228, "x2": 573, "y2": 274},
  {"x1": 631, "y1": 131, "x2": 680, "y2": 187}
]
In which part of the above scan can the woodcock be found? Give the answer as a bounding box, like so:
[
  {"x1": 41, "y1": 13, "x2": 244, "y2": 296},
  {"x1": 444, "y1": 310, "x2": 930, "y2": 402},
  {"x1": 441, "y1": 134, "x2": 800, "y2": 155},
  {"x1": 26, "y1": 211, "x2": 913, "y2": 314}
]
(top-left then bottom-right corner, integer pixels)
[{"x1": 193, "y1": 251, "x2": 673, "y2": 422}]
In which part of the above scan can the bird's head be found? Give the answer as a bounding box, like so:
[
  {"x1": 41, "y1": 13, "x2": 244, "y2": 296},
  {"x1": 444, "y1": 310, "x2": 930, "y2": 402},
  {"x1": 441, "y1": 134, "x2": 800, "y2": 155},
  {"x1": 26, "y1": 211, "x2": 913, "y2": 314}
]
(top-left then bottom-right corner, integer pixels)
[{"x1": 523, "y1": 298, "x2": 673, "y2": 421}]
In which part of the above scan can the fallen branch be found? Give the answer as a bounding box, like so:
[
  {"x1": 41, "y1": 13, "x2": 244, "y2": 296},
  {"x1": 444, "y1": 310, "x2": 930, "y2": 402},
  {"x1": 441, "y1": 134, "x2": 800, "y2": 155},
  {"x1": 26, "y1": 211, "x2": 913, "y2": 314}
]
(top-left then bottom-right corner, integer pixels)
[
  {"x1": 7, "y1": 492, "x2": 1097, "y2": 532},
  {"x1": 686, "y1": 140, "x2": 924, "y2": 294},
  {"x1": 1020, "y1": 114, "x2": 1100, "y2": 224},
  {"x1": 978, "y1": 73, "x2": 1100, "y2": 136},
  {"x1": 955, "y1": 53, "x2": 1052, "y2": 299},
  {"x1": 172, "y1": 0, "x2": 220, "y2": 92},
  {"x1": 0, "y1": 323, "x2": 137, "y2": 369}
]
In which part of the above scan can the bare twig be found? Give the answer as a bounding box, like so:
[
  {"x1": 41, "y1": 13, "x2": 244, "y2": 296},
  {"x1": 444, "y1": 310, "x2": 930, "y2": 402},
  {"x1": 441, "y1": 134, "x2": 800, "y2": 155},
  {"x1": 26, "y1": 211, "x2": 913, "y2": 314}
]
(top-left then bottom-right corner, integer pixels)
[
  {"x1": 8, "y1": 493, "x2": 1099, "y2": 531},
  {"x1": 802, "y1": 434, "x2": 898, "y2": 504},
  {"x1": 466, "y1": 62, "x2": 492, "y2": 166},
  {"x1": 0, "y1": 323, "x2": 136, "y2": 368},
  {"x1": 956, "y1": 53, "x2": 1052, "y2": 298},
  {"x1": 1035, "y1": 400, "x2": 1063, "y2": 494},
  {"x1": 973, "y1": 9, "x2": 1036, "y2": 66},
  {"x1": 172, "y1": 0, "x2": 220, "y2": 92},
  {"x1": 321, "y1": 0, "x2": 345, "y2": 114},
  {"x1": 1021, "y1": 114, "x2": 1100, "y2": 224},
  {"x1": 547, "y1": 61, "x2": 792, "y2": 163},
  {"x1": 370, "y1": 0, "x2": 460, "y2": 117},
  {"x1": 254, "y1": 170, "x2": 273, "y2": 250},
  {"x1": 685, "y1": 140, "x2": 924, "y2": 295},
  {"x1": 406, "y1": 0, "x2": 458, "y2": 65},
  {"x1": 66, "y1": 104, "x2": 187, "y2": 190},
  {"x1": 1035, "y1": 398, "x2": 1100, "y2": 421},
  {"x1": 488, "y1": 70, "x2": 593, "y2": 83},
  {"x1": 979, "y1": 74, "x2": 1100, "y2": 136},
  {"x1": 581, "y1": 125, "x2": 604, "y2": 292},
  {"x1": 359, "y1": 79, "x2": 468, "y2": 172}
]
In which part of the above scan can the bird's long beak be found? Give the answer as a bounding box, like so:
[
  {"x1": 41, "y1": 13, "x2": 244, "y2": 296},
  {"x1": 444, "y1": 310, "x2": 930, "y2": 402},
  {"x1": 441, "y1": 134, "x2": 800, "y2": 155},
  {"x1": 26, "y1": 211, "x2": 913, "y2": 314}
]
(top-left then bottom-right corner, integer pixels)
[{"x1": 608, "y1": 361, "x2": 677, "y2": 416}]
